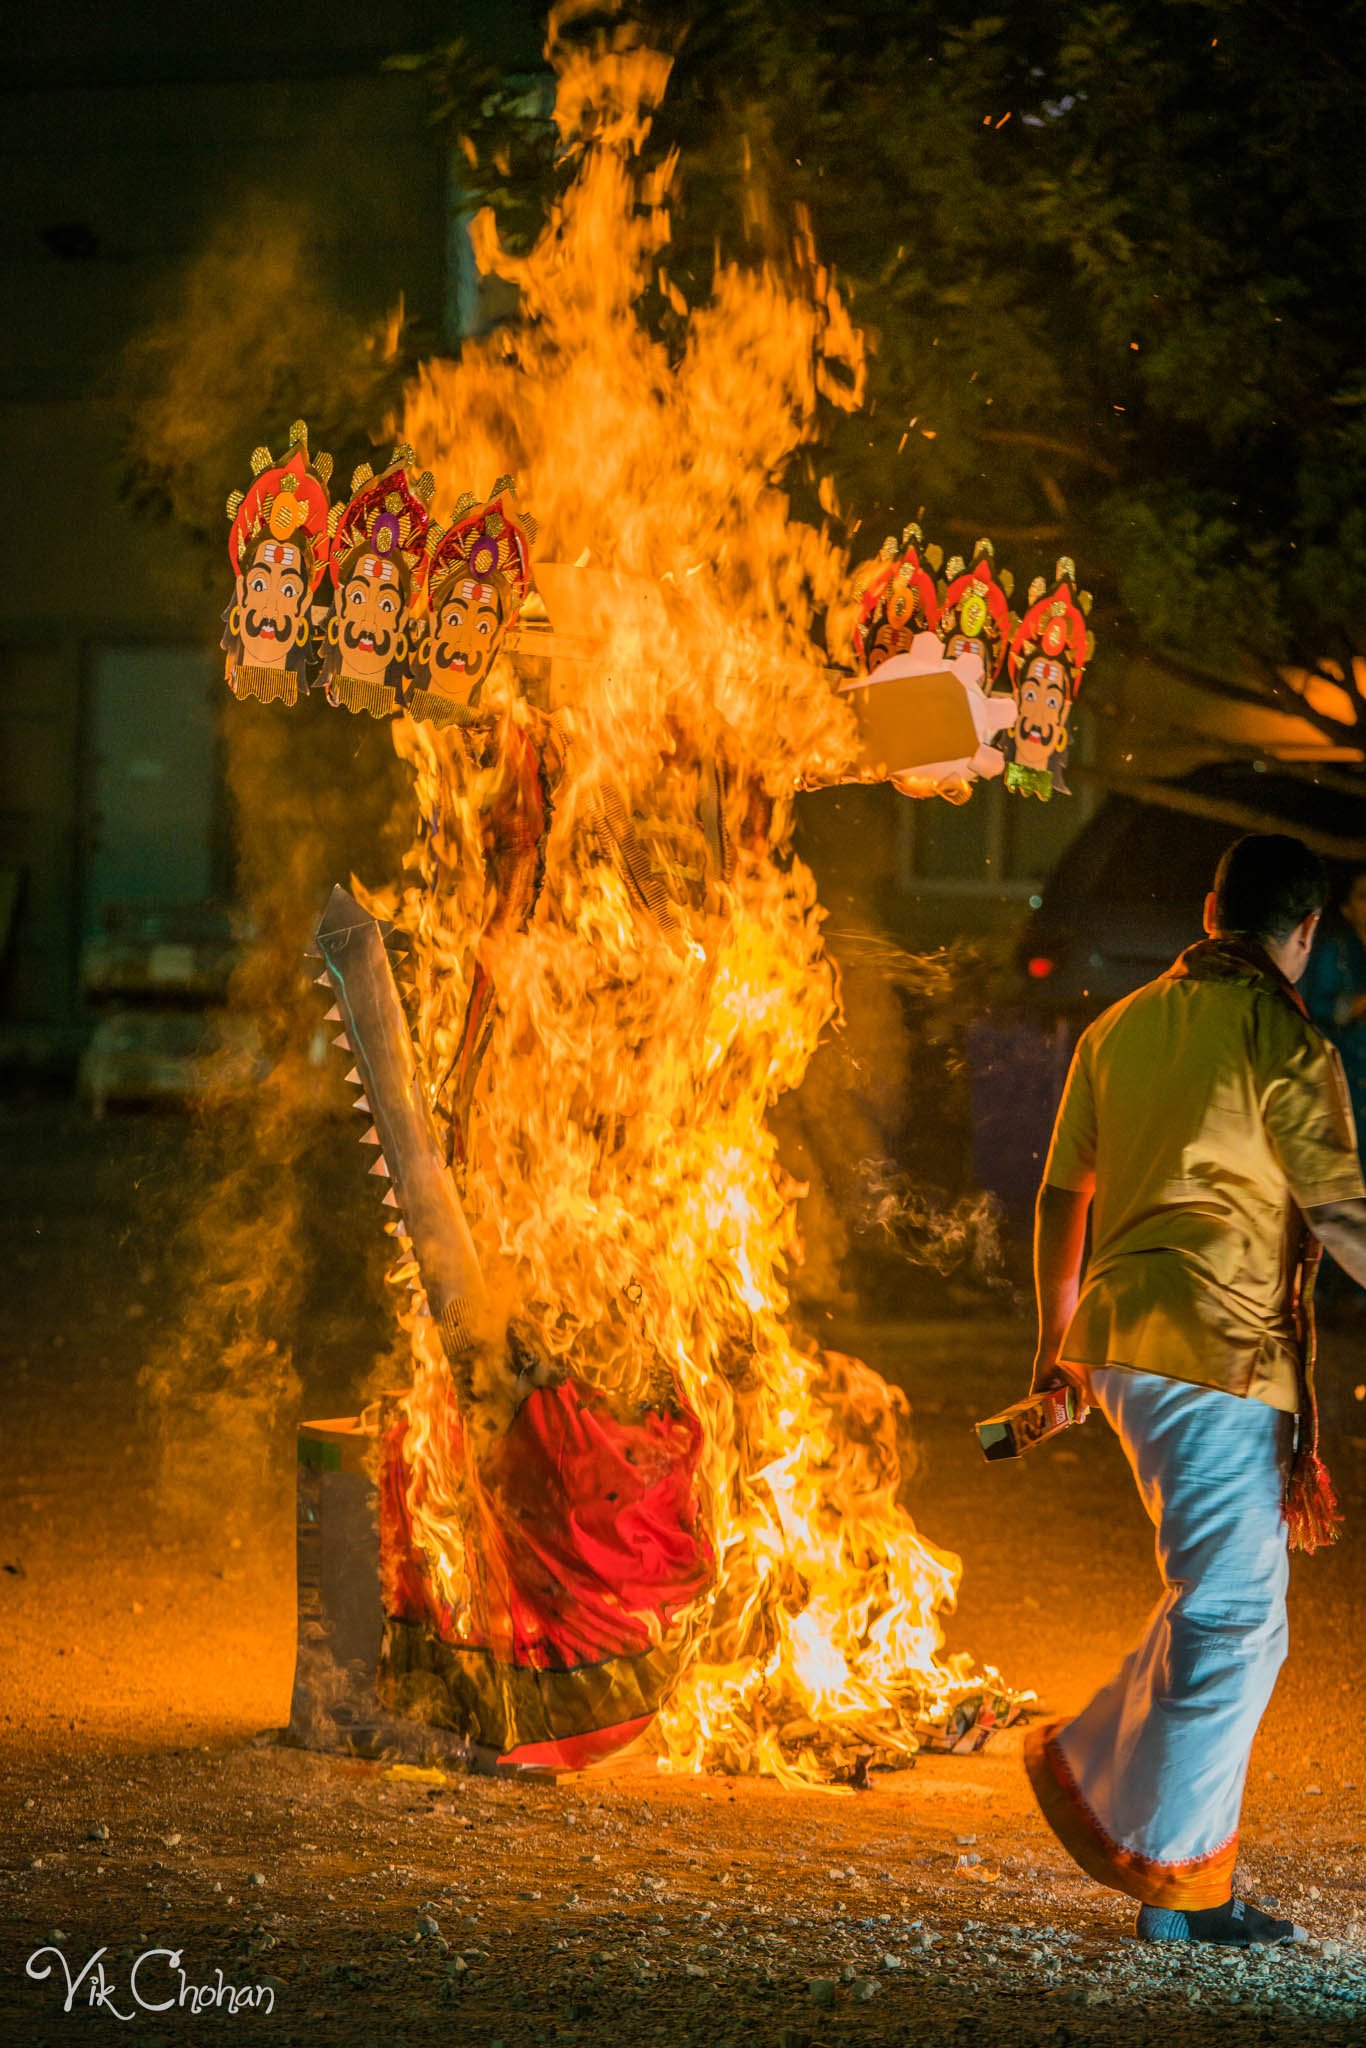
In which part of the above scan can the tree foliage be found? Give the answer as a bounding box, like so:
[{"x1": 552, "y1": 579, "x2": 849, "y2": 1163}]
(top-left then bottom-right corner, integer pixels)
[{"x1": 414, "y1": 0, "x2": 1366, "y2": 751}]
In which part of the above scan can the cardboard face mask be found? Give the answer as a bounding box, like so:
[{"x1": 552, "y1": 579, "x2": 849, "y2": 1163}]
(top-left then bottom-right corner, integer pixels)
[
  {"x1": 428, "y1": 576, "x2": 508, "y2": 695},
  {"x1": 935, "y1": 540, "x2": 1015, "y2": 687},
  {"x1": 318, "y1": 448, "x2": 435, "y2": 719},
  {"x1": 222, "y1": 422, "x2": 332, "y2": 706},
  {"x1": 1001, "y1": 560, "x2": 1093, "y2": 800},
  {"x1": 831, "y1": 526, "x2": 1095, "y2": 807},
  {"x1": 238, "y1": 541, "x2": 308, "y2": 660},
  {"x1": 852, "y1": 524, "x2": 942, "y2": 674},
  {"x1": 404, "y1": 482, "x2": 536, "y2": 728},
  {"x1": 334, "y1": 550, "x2": 408, "y2": 679},
  {"x1": 1012, "y1": 658, "x2": 1070, "y2": 772}
]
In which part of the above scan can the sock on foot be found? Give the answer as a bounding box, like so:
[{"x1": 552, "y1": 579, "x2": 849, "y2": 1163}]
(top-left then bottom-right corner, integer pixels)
[{"x1": 1137, "y1": 1898, "x2": 1306, "y2": 1946}]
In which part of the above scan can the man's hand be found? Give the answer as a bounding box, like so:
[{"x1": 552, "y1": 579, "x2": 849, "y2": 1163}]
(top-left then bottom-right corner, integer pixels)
[
  {"x1": 1030, "y1": 1350, "x2": 1078, "y2": 1396},
  {"x1": 1032, "y1": 1183, "x2": 1092, "y2": 1397}
]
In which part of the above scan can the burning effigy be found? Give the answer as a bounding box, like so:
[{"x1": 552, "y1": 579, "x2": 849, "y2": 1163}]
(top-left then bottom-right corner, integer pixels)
[{"x1": 221, "y1": 14, "x2": 1095, "y2": 1782}]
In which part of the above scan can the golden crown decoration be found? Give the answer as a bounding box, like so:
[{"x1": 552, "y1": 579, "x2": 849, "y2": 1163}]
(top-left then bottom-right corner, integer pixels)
[{"x1": 221, "y1": 419, "x2": 334, "y2": 708}]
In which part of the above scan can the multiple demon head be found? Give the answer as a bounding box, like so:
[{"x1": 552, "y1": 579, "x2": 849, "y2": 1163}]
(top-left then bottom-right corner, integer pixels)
[
  {"x1": 224, "y1": 426, "x2": 1096, "y2": 802},
  {"x1": 852, "y1": 527, "x2": 1094, "y2": 797},
  {"x1": 222, "y1": 425, "x2": 537, "y2": 723}
]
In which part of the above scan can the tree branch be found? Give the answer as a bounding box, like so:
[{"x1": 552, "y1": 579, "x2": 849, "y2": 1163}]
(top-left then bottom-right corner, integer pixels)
[
  {"x1": 1089, "y1": 696, "x2": 1366, "y2": 796},
  {"x1": 978, "y1": 428, "x2": 1121, "y2": 481},
  {"x1": 1245, "y1": 640, "x2": 1366, "y2": 751},
  {"x1": 1146, "y1": 643, "x2": 1365, "y2": 754},
  {"x1": 1072, "y1": 766, "x2": 1366, "y2": 862},
  {"x1": 1143, "y1": 646, "x2": 1290, "y2": 713},
  {"x1": 1329, "y1": 624, "x2": 1366, "y2": 720},
  {"x1": 940, "y1": 519, "x2": 1065, "y2": 543}
]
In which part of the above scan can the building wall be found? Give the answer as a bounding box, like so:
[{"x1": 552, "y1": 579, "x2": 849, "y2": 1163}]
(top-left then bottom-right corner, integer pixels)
[{"x1": 0, "y1": 4, "x2": 543, "y2": 1058}]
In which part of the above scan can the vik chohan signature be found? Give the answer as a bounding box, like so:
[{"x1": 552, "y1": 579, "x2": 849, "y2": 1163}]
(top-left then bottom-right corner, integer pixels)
[{"x1": 26, "y1": 1942, "x2": 277, "y2": 2020}]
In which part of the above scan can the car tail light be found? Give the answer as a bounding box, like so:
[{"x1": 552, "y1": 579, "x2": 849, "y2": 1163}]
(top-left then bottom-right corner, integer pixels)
[{"x1": 1026, "y1": 955, "x2": 1056, "y2": 980}]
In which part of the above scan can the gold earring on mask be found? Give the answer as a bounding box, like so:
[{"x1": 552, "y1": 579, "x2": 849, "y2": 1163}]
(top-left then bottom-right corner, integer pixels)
[{"x1": 229, "y1": 604, "x2": 243, "y2": 636}]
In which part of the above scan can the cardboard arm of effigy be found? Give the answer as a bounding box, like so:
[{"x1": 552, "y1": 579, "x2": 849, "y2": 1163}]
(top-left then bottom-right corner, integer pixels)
[{"x1": 308, "y1": 884, "x2": 498, "y2": 1367}]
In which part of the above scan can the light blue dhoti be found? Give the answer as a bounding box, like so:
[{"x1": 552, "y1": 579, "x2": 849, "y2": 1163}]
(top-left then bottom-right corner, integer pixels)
[{"x1": 1025, "y1": 1366, "x2": 1294, "y2": 1908}]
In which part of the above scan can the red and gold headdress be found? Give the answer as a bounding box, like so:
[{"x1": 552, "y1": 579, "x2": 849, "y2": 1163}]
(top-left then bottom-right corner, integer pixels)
[
  {"x1": 226, "y1": 419, "x2": 332, "y2": 590},
  {"x1": 1006, "y1": 557, "x2": 1093, "y2": 699},
  {"x1": 937, "y1": 539, "x2": 1015, "y2": 684},
  {"x1": 222, "y1": 420, "x2": 333, "y2": 706},
  {"x1": 852, "y1": 523, "x2": 942, "y2": 672},
  {"x1": 425, "y1": 478, "x2": 537, "y2": 622},
  {"x1": 328, "y1": 445, "x2": 436, "y2": 591},
  {"x1": 998, "y1": 558, "x2": 1095, "y2": 800}
]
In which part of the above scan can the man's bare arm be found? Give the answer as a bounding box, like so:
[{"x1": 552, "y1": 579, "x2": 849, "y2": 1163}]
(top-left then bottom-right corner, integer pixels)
[
  {"x1": 1305, "y1": 1198, "x2": 1366, "y2": 1290},
  {"x1": 1031, "y1": 1182, "x2": 1092, "y2": 1393}
]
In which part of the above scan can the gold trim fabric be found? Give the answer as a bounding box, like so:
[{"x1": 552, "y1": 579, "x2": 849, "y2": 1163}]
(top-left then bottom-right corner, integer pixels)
[
  {"x1": 379, "y1": 1617, "x2": 681, "y2": 1753},
  {"x1": 404, "y1": 686, "x2": 480, "y2": 731},
  {"x1": 329, "y1": 674, "x2": 397, "y2": 719},
  {"x1": 230, "y1": 665, "x2": 299, "y2": 707}
]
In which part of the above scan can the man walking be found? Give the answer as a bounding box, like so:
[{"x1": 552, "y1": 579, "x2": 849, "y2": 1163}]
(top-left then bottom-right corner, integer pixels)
[{"x1": 1024, "y1": 834, "x2": 1366, "y2": 1944}]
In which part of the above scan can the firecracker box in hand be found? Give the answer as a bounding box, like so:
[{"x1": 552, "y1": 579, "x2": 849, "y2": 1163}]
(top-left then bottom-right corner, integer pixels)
[{"x1": 975, "y1": 1384, "x2": 1084, "y2": 1462}]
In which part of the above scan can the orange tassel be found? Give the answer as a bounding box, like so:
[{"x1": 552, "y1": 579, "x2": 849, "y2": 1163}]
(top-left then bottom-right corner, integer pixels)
[{"x1": 1285, "y1": 1449, "x2": 1342, "y2": 1555}]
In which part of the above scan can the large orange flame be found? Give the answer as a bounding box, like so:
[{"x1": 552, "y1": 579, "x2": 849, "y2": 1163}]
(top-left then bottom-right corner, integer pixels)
[{"x1": 379, "y1": 11, "x2": 1001, "y2": 1782}]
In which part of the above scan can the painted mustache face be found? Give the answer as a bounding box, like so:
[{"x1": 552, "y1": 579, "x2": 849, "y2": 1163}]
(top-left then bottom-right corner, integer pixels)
[
  {"x1": 343, "y1": 620, "x2": 394, "y2": 659},
  {"x1": 337, "y1": 557, "x2": 404, "y2": 679},
  {"x1": 245, "y1": 609, "x2": 292, "y2": 643},
  {"x1": 1013, "y1": 666, "x2": 1068, "y2": 769},
  {"x1": 237, "y1": 548, "x2": 306, "y2": 667},
  {"x1": 426, "y1": 584, "x2": 505, "y2": 700}
]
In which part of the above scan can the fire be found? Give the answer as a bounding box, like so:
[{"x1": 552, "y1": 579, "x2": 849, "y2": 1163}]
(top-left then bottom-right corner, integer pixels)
[{"x1": 374, "y1": 9, "x2": 1001, "y2": 1782}]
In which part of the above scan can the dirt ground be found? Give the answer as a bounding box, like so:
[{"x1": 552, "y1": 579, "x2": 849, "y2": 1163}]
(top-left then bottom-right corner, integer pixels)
[{"x1": 2, "y1": 1098, "x2": 1366, "y2": 2046}]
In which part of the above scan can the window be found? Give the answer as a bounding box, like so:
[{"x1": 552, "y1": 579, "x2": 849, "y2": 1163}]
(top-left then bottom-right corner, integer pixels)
[{"x1": 896, "y1": 726, "x2": 1095, "y2": 893}]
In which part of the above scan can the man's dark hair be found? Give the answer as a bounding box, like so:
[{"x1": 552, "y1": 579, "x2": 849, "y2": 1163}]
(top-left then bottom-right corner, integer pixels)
[{"x1": 1211, "y1": 833, "x2": 1328, "y2": 942}]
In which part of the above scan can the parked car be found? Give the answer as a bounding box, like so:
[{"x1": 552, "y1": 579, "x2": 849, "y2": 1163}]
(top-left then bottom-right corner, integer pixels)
[{"x1": 1016, "y1": 760, "x2": 1366, "y2": 1018}]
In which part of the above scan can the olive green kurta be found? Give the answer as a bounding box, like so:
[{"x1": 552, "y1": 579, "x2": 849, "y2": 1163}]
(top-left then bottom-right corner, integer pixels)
[{"x1": 1045, "y1": 941, "x2": 1364, "y2": 1413}]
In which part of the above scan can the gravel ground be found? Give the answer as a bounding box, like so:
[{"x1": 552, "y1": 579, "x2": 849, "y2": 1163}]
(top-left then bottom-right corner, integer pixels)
[{"x1": 2, "y1": 1100, "x2": 1365, "y2": 2045}]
